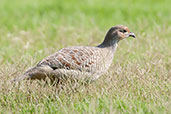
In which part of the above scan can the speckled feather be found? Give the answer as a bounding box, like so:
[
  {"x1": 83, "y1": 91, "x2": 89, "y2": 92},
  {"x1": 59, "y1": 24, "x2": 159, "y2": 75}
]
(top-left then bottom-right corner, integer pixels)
[{"x1": 38, "y1": 46, "x2": 114, "y2": 73}]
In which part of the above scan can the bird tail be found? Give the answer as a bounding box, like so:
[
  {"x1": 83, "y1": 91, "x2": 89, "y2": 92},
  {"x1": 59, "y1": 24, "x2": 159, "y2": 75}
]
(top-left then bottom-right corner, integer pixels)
[
  {"x1": 10, "y1": 67, "x2": 37, "y2": 83},
  {"x1": 10, "y1": 74, "x2": 29, "y2": 83},
  {"x1": 10, "y1": 65, "x2": 54, "y2": 83}
]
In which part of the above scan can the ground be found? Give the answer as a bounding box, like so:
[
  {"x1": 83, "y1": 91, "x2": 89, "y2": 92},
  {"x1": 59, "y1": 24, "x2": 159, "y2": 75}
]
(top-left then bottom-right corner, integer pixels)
[{"x1": 0, "y1": 0, "x2": 170, "y2": 113}]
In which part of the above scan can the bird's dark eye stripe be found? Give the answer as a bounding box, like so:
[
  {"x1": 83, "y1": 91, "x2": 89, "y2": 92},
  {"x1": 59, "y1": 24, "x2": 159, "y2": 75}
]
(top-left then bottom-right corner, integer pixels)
[{"x1": 120, "y1": 29, "x2": 127, "y2": 33}]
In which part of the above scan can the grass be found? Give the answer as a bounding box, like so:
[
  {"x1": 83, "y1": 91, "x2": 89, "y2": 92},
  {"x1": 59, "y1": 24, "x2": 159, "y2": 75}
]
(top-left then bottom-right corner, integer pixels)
[{"x1": 0, "y1": 0, "x2": 170, "y2": 113}]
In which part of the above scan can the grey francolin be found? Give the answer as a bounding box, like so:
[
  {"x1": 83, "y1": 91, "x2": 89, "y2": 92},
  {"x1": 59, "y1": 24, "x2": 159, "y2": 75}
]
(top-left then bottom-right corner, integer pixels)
[{"x1": 12, "y1": 25, "x2": 135, "y2": 82}]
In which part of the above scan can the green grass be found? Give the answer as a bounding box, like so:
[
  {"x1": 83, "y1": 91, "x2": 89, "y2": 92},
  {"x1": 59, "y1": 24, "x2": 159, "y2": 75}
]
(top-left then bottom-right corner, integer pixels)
[{"x1": 0, "y1": 0, "x2": 170, "y2": 113}]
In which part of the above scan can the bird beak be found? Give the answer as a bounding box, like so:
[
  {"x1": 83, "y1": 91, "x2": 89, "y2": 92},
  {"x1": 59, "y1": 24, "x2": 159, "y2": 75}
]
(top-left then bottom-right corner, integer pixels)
[{"x1": 129, "y1": 32, "x2": 136, "y2": 38}]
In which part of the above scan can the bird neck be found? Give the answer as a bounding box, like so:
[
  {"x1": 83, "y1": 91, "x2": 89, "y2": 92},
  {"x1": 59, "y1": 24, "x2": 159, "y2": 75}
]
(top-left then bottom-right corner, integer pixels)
[{"x1": 97, "y1": 38, "x2": 119, "y2": 51}]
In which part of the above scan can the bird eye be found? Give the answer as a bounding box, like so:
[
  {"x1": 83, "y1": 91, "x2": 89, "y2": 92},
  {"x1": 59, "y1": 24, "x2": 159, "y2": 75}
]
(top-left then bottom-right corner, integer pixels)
[{"x1": 119, "y1": 29, "x2": 127, "y2": 33}]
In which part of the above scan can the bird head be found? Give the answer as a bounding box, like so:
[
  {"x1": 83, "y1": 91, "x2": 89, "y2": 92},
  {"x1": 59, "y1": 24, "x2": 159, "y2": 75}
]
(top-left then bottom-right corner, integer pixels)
[
  {"x1": 105, "y1": 25, "x2": 136, "y2": 42},
  {"x1": 98, "y1": 25, "x2": 136, "y2": 47},
  {"x1": 115, "y1": 25, "x2": 136, "y2": 40}
]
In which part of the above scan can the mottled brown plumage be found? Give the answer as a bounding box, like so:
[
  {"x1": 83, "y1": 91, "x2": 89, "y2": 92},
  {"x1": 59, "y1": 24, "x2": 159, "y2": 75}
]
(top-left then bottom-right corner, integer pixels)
[{"x1": 12, "y1": 25, "x2": 135, "y2": 82}]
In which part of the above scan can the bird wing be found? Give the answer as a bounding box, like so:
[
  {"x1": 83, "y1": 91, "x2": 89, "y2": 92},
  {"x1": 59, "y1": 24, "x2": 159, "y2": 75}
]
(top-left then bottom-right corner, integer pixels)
[{"x1": 37, "y1": 46, "x2": 99, "y2": 72}]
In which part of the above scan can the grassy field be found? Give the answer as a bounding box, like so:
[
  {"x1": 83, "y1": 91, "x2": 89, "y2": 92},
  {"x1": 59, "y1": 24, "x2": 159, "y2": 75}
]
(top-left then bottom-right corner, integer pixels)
[{"x1": 0, "y1": 0, "x2": 170, "y2": 113}]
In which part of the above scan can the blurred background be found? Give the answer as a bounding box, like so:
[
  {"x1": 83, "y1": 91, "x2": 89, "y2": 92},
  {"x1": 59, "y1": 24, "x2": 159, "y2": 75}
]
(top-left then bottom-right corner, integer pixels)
[{"x1": 0, "y1": 0, "x2": 170, "y2": 29}]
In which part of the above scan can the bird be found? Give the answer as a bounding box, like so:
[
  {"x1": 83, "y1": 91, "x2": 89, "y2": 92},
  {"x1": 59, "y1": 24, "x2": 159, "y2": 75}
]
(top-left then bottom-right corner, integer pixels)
[{"x1": 11, "y1": 25, "x2": 136, "y2": 83}]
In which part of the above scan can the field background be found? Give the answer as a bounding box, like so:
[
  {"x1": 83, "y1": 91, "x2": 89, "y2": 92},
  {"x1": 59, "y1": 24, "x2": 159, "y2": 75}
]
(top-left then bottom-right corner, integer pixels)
[{"x1": 0, "y1": 0, "x2": 170, "y2": 113}]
